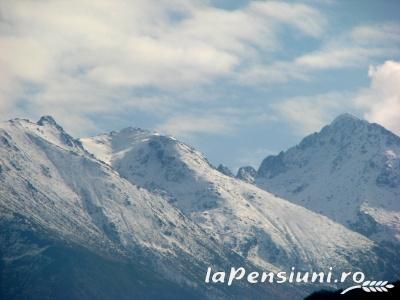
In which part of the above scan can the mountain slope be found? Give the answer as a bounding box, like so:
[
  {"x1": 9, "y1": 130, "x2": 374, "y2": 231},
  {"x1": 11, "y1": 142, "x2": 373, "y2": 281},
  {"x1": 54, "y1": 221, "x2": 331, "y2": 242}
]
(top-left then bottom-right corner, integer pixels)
[
  {"x1": 0, "y1": 117, "x2": 279, "y2": 300},
  {"x1": 0, "y1": 210, "x2": 203, "y2": 300},
  {"x1": 255, "y1": 114, "x2": 400, "y2": 245},
  {"x1": 81, "y1": 127, "x2": 391, "y2": 280}
]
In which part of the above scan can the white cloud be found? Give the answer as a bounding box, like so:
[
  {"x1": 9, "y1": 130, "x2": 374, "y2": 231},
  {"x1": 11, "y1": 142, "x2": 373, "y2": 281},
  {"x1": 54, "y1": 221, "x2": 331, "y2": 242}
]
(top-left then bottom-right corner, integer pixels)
[
  {"x1": 237, "y1": 61, "x2": 311, "y2": 84},
  {"x1": 295, "y1": 23, "x2": 400, "y2": 70},
  {"x1": 294, "y1": 47, "x2": 389, "y2": 70},
  {"x1": 249, "y1": 1, "x2": 325, "y2": 37},
  {"x1": 0, "y1": 0, "x2": 326, "y2": 136},
  {"x1": 239, "y1": 22, "x2": 400, "y2": 85},
  {"x1": 157, "y1": 106, "x2": 278, "y2": 138},
  {"x1": 355, "y1": 60, "x2": 400, "y2": 135},
  {"x1": 275, "y1": 60, "x2": 400, "y2": 136},
  {"x1": 274, "y1": 92, "x2": 353, "y2": 134},
  {"x1": 350, "y1": 23, "x2": 400, "y2": 46},
  {"x1": 157, "y1": 114, "x2": 233, "y2": 137},
  {"x1": 2, "y1": 1, "x2": 397, "y2": 140}
]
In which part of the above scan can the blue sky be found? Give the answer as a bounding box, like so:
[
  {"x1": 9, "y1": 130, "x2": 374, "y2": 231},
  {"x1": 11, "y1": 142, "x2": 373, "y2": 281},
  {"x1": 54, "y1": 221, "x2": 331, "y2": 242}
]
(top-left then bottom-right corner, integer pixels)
[{"x1": 1, "y1": 0, "x2": 399, "y2": 171}]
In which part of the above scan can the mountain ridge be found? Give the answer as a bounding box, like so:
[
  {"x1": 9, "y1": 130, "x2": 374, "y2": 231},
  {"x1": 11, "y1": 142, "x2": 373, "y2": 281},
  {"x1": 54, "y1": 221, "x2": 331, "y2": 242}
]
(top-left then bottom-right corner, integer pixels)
[
  {"x1": 2, "y1": 114, "x2": 400, "y2": 299},
  {"x1": 254, "y1": 113, "x2": 400, "y2": 245},
  {"x1": 81, "y1": 119, "x2": 394, "y2": 279},
  {"x1": 1, "y1": 117, "x2": 279, "y2": 299}
]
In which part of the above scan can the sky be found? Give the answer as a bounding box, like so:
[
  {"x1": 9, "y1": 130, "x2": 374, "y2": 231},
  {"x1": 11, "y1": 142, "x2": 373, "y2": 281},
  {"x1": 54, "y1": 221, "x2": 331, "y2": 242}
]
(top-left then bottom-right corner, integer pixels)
[{"x1": 1, "y1": 0, "x2": 400, "y2": 171}]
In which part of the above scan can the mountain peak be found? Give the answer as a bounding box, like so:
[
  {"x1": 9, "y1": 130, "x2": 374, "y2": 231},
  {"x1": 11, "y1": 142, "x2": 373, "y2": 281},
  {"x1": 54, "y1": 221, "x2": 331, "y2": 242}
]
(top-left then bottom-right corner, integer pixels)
[
  {"x1": 217, "y1": 164, "x2": 234, "y2": 177},
  {"x1": 236, "y1": 166, "x2": 257, "y2": 183},
  {"x1": 330, "y1": 113, "x2": 361, "y2": 125},
  {"x1": 37, "y1": 115, "x2": 63, "y2": 131},
  {"x1": 255, "y1": 112, "x2": 400, "y2": 245}
]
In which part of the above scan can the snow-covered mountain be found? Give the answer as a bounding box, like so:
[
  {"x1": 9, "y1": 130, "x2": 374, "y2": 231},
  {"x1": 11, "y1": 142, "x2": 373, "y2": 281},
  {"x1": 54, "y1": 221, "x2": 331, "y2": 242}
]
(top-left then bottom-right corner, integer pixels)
[
  {"x1": 255, "y1": 114, "x2": 400, "y2": 246},
  {"x1": 0, "y1": 117, "x2": 280, "y2": 300},
  {"x1": 81, "y1": 126, "x2": 395, "y2": 281},
  {"x1": 236, "y1": 166, "x2": 257, "y2": 183},
  {"x1": 2, "y1": 115, "x2": 399, "y2": 299},
  {"x1": 216, "y1": 164, "x2": 234, "y2": 177}
]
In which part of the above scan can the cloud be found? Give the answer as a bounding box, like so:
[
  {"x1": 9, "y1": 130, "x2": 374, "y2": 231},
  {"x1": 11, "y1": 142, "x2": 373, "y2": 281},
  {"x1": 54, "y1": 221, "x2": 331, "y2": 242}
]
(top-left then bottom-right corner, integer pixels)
[
  {"x1": 295, "y1": 23, "x2": 400, "y2": 70},
  {"x1": 239, "y1": 22, "x2": 400, "y2": 85},
  {"x1": 350, "y1": 23, "x2": 400, "y2": 46},
  {"x1": 157, "y1": 114, "x2": 233, "y2": 137},
  {"x1": 237, "y1": 61, "x2": 311, "y2": 84},
  {"x1": 0, "y1": 0, "x2": 326, "y2": 136},
  {"x1": 248, "y1": 1, "x2": 325, "y2": 37},
  {"x1": 275, "y1": 60, "x2": 400, "y2": 136},
  {"x1": 294, "y1": 47, "x2": 389, "y2": 70},
  {"x1": 1, "y1": 0, "x2": 397, "y2": 142},
  {"x1": 157, "y1": 106, "x2": 278, "y2": 138},
  {"x1": 355, "y1": 60, "x2": 400, "y2": 135},
  {"x1": 274, "y1": 92, "x2": 353, "y2": 134}
]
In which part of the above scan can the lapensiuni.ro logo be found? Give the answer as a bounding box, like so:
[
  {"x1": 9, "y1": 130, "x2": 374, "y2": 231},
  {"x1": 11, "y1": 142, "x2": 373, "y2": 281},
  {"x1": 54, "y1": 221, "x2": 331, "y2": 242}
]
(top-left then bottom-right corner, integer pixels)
[{"x1": 205, "y1": 267, "x2": 395, "y2": 295}]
